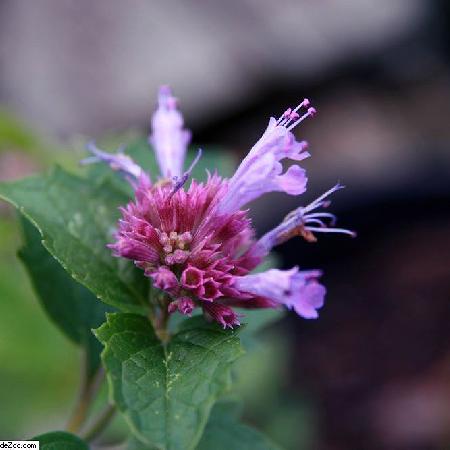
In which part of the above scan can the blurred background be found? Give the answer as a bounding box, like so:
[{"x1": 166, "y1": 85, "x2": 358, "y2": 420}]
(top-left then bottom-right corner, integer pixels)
[{"x1": 0, "y1": 0, "x2": 449, "y2": 449}]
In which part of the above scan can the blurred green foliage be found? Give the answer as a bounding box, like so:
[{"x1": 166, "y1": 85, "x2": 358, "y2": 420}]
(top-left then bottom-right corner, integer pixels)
[{"x1": 0, "y1": 112, "x2": 81, "y2": 438}]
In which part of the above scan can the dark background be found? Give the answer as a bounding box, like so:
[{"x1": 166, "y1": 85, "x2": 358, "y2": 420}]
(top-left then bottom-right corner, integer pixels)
[{"x1": 0, "y1": 1, "x2": 449, "y2": 449}]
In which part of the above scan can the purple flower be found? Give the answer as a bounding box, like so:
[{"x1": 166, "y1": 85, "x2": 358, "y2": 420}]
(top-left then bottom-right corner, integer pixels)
[
  {"x1": 81, "y1": 141, "x2": 149, "y2": 185},
  {"x1": 234, "y1": 268, "x2": 326, "y2": 319},
  {"x1": 251, "y1": 183, "x2": 356, "y2": 259},
  {"x1": 149, "y1": 86, "x2": 191, "y2": 179},
  {"x1": 219, "y1": 100, "x2": 314, "y2": 214},
  {"x1": 84, "y1": 86, "x2": 354, "y2": 328}
]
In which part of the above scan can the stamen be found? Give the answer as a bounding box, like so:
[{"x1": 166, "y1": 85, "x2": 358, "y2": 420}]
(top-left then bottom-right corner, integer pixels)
[
  {"x1": 303, "y1": 183, "x2": 344, "y2": 213},
  {"x1": 281, "y1": 111, "x2": 300, "y2": 128},
  {"x1": 276, "y1": 99, "x2": 312, "y2": 127},
  {"x1": 169, "y1": 148, "x2": 202, "y2": 198},
  {"x1": 276, "y1": 108, "x2": 292, "y2": 125},
  {"x1": 289, "y1": 111, "x2": 300, "y2": 121},
  {"x1": 282, "y1": 99, "x2": 310, "y2": 127},
  {"x1": 303, "y1": 212, "x2": 337, "y2": 226},
  {"x1": 304, "y1": 218, "x2": 327, "y2": 228},
  {"x1": 185, "y1": 147, "x2": 203, "y2": 174},
  {"x1": 254, "y1": 183, "x2": 355, "y2": 255},
  {"x1": 286, "y1": 107, "x2": 317, "y2": 131},
  {"x1": 292, "y1": 98, "x2": 310, "y2": 113},
  {"x1": 304, "y1": 227, "x2": 357, "y2": 237}
]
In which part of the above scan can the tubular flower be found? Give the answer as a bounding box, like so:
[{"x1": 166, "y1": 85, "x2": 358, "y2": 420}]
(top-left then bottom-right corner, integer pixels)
[
  {"x1": 251, "y1": 183, "x2": 357, "y2": 259},
  {"x1": 234, "y1": 268, "x2": 325, "y2": 319},
  {"x1": 82, "y1": 86, "x2": 354, "y2": 328},
  {"x1": 149, "y1": 85, "x2": 191, "y2": 179},
  {"x1": 218, "y1": 99, "x2": 314, "y2": 214},
  {"x1": 81, "y1": 141, "x2": 150, "y2": 185}
]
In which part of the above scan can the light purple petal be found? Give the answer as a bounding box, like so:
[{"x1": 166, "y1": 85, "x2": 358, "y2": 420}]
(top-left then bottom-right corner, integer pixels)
[
  {"x1": 234, "y1": 267, "x2": 326, "y2": 319},
  {"x1": 292, "y1": 282, "x2": 326, "y2": 319},
  {"x1": 81, "y1": 141, "x2": 149, "y2": 184},
  {"x1": 219, "y1": 111, "x2": 311, "y2": 213},
  {"x1": 149, "y1": 86, "x2": 191, "y2": 179},
  {"x1": 275, "y1": 164, "x2": 307, "y2": 195}
]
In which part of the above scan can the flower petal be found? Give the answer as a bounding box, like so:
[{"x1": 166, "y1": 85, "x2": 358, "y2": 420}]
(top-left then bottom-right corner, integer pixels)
[
  {"x1": 219, "y1": 114, "x2": 310, "y2": 213},
  {"x1": 234, "y1": 267, "x2": 326, "y2": 319},
  {"x1": 149, "y1": 86, "x2": 191, "y2": 179}
]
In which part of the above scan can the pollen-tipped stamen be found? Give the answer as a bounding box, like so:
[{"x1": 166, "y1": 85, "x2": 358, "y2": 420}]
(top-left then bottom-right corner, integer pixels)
[
  {"x1": 302, "y1": 183, "x2": 345, "y2": 214},
  {"x1": 277, "y1": 98, "x2": 311, "y2": 127},
  {"x1": 286, "y1": 107, "x2": 317, "y2": 131}
]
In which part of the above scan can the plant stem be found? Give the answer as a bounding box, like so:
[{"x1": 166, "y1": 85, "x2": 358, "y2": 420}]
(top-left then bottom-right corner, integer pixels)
[
  {"x1": 66, "y1": 355, "x2": 105, "y2": 433},
  {"x1": 154, "y1": 298, "x2": 170, "y2": 343},
  {"x1": 82, "y1": 404, "x2": 117, "y2": 443}
]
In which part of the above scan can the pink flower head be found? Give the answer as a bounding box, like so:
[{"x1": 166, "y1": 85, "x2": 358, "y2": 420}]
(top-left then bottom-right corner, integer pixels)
[{"x1": 84, "y1": 86, "x2": 354, "y2": 328}]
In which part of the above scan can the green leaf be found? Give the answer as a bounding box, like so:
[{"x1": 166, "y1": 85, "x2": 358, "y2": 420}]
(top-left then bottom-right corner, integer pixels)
[
  {"x1": 125, "y1": 402, "x2": 282, "y2": 450},
  {"x1": 95, "y1": 313, "x2": 244, "y2": 450},
  {"x1": 18, "y1": 215, "x2": 114, "y2": 378},
  {"x1": 127, "y1": 438, "x2": 155, "y2": 450},
  {"x1": 31, "y1": 431, "x2": 89, "y2": 450},
  {"x1": 197, "y1": 401, "x2": 282, "y2": 450},
  {"x1": 0, "y1": 166, "x2": 149, "y2": 313}
]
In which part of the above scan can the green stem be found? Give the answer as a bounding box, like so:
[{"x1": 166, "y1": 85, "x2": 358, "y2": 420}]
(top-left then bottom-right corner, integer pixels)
[
  {"x1": 82, "y1": 404, "x2": 117, "y2": 443},
  {"x1": 66, "y1": 355, "x2": 105, "y2": 433},
  {"x1": 154, "y1": 296, "x2": 170, "y2": 343}
]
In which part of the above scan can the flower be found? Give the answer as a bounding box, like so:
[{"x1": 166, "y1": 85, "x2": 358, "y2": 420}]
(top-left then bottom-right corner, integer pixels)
[
  {"x1": 251, "y1": 183, "x2": 357, "y2": 259},
  {"x1": 218, "y1": 99, "x2": 314, "y2": 214},
  {"x1": 149, "y1": 85, "x2": 191, "y2": 179},
  {"x1": 83, "y1": 86, "x2": 354, "y2": 328},
  {"x1": 234, "y1": 268, "x2": 326, "y2": 319},
  {"x1": 81, "y1": 141, "x2": 150, "y2": 185}
]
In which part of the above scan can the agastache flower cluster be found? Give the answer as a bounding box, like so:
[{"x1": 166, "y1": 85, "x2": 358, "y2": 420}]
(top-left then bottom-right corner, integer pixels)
[{"x1": 82, "y1": 86, "x2": 354, "y2": 329}]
